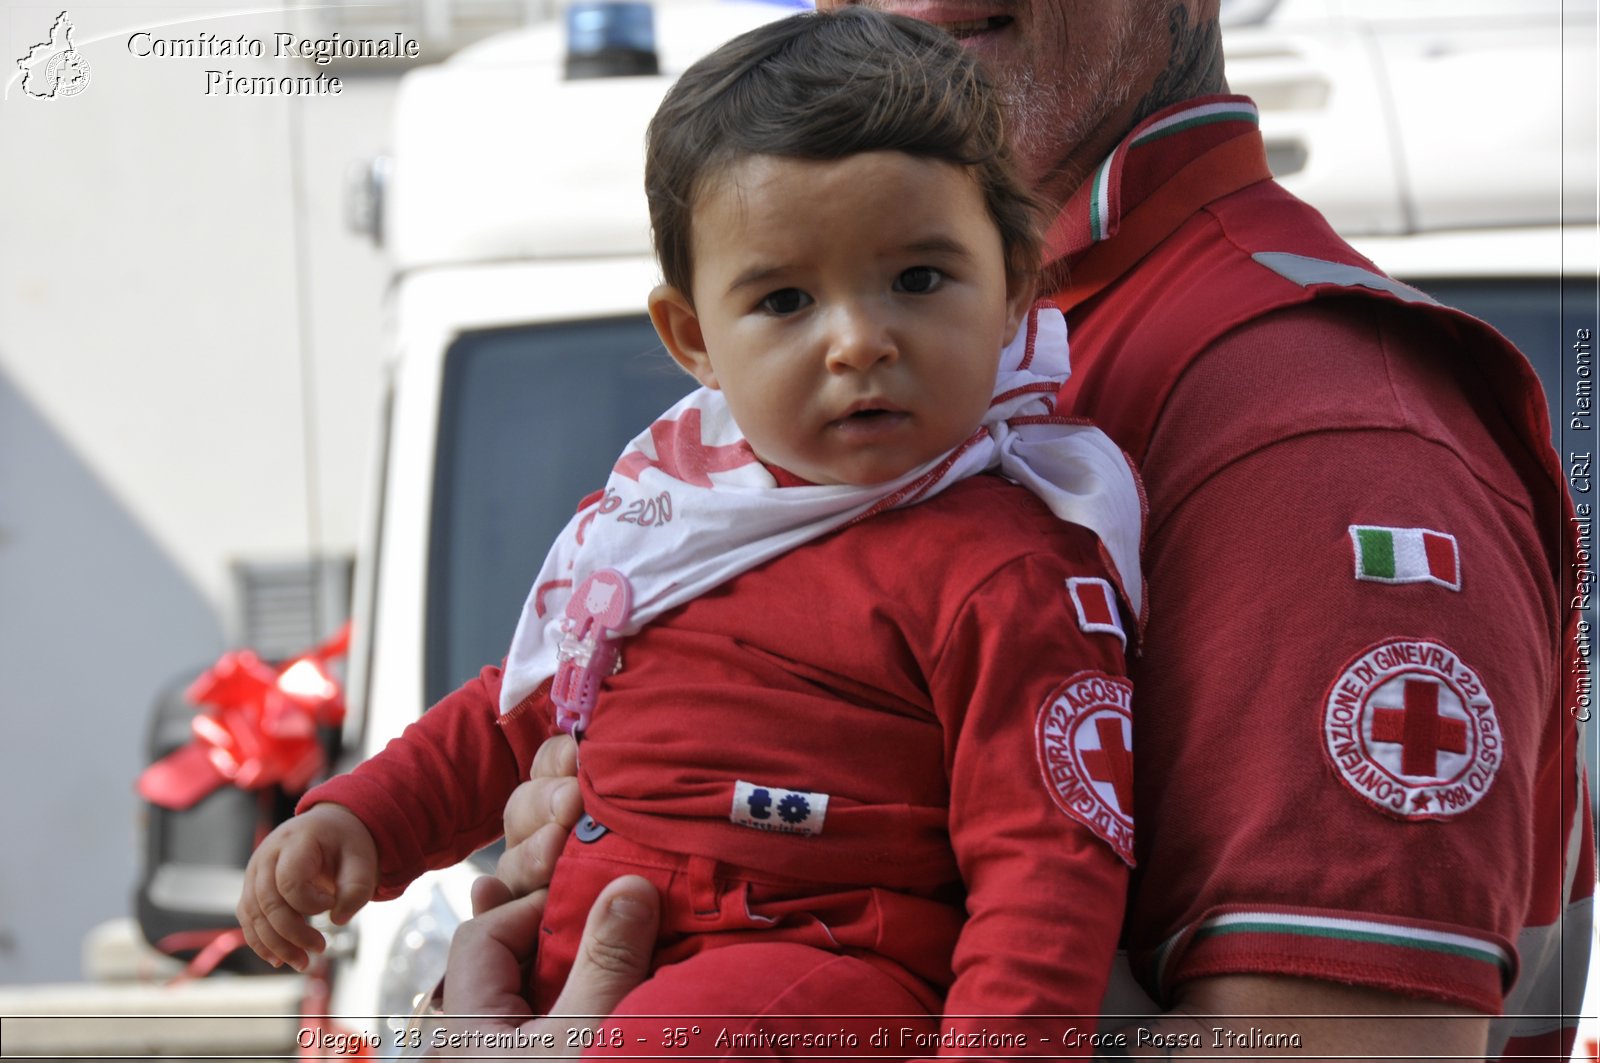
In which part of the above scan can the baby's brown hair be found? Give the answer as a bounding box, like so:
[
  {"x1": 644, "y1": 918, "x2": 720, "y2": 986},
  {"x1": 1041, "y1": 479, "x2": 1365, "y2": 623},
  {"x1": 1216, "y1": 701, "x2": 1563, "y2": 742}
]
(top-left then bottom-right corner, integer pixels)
[{"x1": 645, "y1": 6, "x2": 1041, "y2": 301}]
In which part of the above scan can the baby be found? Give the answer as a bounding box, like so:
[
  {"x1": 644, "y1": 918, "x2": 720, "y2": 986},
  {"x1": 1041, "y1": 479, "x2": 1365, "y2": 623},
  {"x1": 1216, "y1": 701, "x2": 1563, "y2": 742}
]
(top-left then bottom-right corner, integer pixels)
[{"x1": 241, "y1": 7, "x2": 1144, "y2": 1051}]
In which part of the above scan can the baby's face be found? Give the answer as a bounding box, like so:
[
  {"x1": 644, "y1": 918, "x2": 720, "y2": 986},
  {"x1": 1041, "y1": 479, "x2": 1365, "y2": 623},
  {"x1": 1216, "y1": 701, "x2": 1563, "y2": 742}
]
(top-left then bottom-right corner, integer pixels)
[{"x1": 657, "y1": 151, "x2": 1028, "y2": 486}]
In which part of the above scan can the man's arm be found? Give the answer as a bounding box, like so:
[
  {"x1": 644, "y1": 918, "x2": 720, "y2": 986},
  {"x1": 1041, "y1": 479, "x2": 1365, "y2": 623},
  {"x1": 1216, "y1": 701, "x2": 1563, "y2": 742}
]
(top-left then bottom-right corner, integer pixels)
[
  {"x1": 1104, "y1": 978, "x2": 1487, "y2": 1061},
  {"x1": 1115, "y1": 302, "x2": 1555, "y2": 1057}
]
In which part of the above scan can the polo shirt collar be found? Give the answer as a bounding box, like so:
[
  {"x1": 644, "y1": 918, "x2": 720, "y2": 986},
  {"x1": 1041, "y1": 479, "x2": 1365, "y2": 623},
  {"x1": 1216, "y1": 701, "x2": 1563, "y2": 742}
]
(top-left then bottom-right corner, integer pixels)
[{"x1": 1043, "y1": 95, "x2": 1263, "y2": 263}]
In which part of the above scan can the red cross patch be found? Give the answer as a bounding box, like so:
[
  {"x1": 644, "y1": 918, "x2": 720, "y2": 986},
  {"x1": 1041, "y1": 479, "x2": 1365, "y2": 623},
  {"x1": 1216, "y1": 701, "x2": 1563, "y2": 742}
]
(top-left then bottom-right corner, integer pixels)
[
  {"x1": 1035, "y1": 671, "x2": 1135, "y2": 866},
  {"x1": 1322, "y1": 638, "x2": 1502, "y2": 821}
]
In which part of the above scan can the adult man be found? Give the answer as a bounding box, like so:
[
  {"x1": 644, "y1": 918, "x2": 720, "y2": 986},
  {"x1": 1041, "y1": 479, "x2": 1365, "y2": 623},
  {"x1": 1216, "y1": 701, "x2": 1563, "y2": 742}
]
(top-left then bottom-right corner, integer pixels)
[{"x1": 460, "y1": 1, "x2": 1592, "y2": 1057}]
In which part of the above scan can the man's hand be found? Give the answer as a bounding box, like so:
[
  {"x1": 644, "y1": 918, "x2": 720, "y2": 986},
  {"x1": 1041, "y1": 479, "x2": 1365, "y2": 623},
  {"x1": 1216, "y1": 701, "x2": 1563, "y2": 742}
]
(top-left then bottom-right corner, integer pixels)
[
  {"x1": 429, "y1": 873, "x2": 660, "y2": 1058},
  {"x1": 1102, "y1": 975, "x2": 1489, "y2": 1061},
  {"x1": 497, "y1": 734, "x2": 584, "y2": 897}
]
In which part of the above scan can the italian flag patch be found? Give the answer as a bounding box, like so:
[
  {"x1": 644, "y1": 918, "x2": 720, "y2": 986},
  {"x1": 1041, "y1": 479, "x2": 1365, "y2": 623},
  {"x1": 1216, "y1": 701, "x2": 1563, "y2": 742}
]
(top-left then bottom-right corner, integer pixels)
[{"x1": 1349, "y1": 526, "x2": 1460, "y2": 591}]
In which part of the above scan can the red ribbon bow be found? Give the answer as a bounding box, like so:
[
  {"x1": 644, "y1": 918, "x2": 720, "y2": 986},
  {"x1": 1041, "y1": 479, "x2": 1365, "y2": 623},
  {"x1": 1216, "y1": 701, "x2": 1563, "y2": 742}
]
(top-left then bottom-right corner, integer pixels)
[{"x1": 137, "y1": 624, "x2": 350, "y2": 810}]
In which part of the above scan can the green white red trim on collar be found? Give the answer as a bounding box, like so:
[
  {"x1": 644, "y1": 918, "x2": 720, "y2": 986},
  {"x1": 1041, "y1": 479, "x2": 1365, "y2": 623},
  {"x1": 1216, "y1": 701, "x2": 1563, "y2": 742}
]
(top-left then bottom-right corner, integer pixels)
[
  {"x1": 1128, "y1": 99, "x2": 1263, "y2": 148},
  {"x1": 1055, "y1": 96, "x2": 1261, "y2": 255}
]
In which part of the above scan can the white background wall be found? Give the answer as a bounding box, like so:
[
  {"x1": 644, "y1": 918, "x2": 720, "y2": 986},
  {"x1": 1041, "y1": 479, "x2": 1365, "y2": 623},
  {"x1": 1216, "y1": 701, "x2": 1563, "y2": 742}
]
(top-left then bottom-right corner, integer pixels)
[{"x1": 1, "y1": 1, "x2": 397, "y2": 983}]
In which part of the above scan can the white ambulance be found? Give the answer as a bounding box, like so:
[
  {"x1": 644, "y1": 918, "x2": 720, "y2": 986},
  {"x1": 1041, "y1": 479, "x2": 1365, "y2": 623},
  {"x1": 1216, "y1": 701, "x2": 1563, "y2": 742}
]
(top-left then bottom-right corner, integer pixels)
[{"x1": 324, "y1": 0, "x2": 1597, "y2": 1052}]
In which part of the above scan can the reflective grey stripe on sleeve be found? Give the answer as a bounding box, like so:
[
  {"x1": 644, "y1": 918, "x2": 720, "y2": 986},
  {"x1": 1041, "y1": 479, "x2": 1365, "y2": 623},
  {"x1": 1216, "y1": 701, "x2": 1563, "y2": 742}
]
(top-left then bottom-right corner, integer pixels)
[
  {"x1": 1252, "y1": 251, "x2": 1441, "y2": 305},
  {"x1": 1565, "y1": 760, "x2": 1590, "y2": 905},
  {"x1": 1488, "y1": 897, "x2": 1594, "y2": 1054}
]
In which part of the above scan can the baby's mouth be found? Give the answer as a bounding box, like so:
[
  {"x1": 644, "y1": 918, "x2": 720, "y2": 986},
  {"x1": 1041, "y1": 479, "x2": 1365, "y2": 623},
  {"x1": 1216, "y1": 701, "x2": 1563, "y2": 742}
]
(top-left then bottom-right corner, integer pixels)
[{"x1": 830, "y1": 405, "x2": 910, "y2": 435}]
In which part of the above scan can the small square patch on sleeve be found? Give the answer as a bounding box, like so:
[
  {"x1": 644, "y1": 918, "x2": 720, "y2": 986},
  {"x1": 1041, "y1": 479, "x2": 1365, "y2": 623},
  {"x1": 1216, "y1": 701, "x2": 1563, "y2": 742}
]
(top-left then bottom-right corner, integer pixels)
[{"x1": 1066, "y1": 577, "x2": 1126, "y2": 647}]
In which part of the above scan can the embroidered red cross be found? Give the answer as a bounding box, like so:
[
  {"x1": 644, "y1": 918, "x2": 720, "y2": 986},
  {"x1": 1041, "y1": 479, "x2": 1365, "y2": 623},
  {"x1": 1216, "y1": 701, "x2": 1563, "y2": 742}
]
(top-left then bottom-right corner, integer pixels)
[
  {"x1": 1370, "y1": 678, "x2": 1468, "y2": 777},
  {"x1": 613, "y1": 409, "x2": 756, "y2": 487},
  {"x1": 1080, "y1": 716, "x2": 1134, "y2": 815}
]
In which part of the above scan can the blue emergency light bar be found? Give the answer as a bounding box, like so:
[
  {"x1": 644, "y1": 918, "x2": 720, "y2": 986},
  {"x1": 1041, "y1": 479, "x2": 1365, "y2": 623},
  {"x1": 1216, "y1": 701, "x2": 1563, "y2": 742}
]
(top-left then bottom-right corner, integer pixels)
[{"x1": 564, "y1": 1, "x2": 660, "y2": 79}]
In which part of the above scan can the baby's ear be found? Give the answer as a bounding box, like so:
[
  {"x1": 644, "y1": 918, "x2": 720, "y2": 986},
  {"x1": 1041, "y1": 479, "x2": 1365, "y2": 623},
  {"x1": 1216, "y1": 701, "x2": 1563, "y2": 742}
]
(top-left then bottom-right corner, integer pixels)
[
  {"x1": 648, "y1": 285, "x2": 718, "y2": 389},
  {"x1": 1003, "y1": 271, "x2": 1036, "y2": 340}
]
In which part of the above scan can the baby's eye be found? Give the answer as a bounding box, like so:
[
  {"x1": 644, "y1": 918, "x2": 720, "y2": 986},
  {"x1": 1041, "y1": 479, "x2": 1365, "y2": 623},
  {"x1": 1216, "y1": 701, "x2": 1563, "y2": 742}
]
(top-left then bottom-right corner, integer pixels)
[
  {"x1": 759, "y1": 289, "x2": 812, "y2": 315},
  {"x1": 895, "y1": 267, "x2": 944, "y2": 294}
]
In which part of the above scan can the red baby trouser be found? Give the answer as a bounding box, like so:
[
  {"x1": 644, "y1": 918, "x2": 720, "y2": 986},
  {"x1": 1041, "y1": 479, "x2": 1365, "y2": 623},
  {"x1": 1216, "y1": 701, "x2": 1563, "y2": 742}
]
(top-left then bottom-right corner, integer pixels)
[{"x1": 530, "y1": 830, "x2": 952, "y2": 1060}]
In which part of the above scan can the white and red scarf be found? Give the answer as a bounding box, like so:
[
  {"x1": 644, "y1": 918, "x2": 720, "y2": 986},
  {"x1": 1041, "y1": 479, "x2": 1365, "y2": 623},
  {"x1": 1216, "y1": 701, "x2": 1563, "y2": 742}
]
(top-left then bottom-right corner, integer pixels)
[{"x1": 500, "y1": 303, "x2": 1143, "y2": 714}]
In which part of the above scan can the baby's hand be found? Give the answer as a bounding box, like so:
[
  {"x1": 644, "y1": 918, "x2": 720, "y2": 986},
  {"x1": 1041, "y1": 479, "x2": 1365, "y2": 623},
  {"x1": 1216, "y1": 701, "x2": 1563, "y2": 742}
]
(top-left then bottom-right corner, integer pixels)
[{"x1": 237, "y1": 802, "x2": 378, "y2": 971}]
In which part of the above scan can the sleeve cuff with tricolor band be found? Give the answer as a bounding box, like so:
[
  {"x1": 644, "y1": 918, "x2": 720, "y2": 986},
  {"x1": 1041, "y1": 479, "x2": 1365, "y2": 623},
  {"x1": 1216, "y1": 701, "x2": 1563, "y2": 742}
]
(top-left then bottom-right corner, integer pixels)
[{"x1": 1133, "y1": 904, "x2": 1516, "y2": 1015}]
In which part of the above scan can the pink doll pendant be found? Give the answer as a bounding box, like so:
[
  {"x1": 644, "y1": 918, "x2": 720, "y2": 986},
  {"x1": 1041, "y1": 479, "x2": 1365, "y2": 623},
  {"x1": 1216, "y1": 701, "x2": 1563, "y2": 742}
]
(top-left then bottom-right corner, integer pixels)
[{"x1": 551, "y1": 569, "x2": 633, "y2": 737}]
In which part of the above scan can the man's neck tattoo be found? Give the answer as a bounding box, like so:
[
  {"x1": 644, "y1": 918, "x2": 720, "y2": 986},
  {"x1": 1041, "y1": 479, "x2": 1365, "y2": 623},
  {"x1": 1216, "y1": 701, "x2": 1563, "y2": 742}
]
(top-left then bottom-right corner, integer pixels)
[{"x1": 1133, "y1": 6, "x2": 1225, "y2": 122}]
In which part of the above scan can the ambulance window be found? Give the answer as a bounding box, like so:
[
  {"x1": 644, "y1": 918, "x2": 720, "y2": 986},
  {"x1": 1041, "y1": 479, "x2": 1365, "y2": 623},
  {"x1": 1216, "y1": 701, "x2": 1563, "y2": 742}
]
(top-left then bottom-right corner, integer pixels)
[{"x1": 426, "y1": 317, "x2": 694, "y2": 707}]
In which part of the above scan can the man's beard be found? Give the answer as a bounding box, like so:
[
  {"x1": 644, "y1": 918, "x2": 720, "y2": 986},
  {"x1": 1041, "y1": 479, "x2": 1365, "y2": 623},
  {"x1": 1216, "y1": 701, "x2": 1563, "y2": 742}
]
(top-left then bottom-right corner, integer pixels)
[{"x1": 992, "y1": 18, "x2": 1143, "y2": 204}]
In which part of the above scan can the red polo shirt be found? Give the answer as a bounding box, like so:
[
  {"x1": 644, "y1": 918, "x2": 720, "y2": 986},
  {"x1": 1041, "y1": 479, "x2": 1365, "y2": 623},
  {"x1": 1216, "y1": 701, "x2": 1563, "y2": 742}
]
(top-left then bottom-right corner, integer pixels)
[{"x1": 1045, "y1": 96, "x2": 1590, "y2": 1059}]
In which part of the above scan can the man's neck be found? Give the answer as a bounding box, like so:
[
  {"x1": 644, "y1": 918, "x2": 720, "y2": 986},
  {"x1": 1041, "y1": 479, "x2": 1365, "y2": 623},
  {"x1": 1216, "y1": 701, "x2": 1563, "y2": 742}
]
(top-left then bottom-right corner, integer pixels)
[
  {"x1": 1033, "y1": 5, "x2": 1229, "y2": 220},
  {"x1": 1131, "y1": 6, "x2": 1228, "y2": 127}
]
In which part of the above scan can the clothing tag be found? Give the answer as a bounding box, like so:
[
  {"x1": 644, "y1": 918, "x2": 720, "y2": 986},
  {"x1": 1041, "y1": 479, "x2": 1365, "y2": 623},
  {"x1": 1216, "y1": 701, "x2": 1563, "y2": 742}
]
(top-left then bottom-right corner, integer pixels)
[{"x1": 730, "y1": 780, "x2": 828, "y2": 837}]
